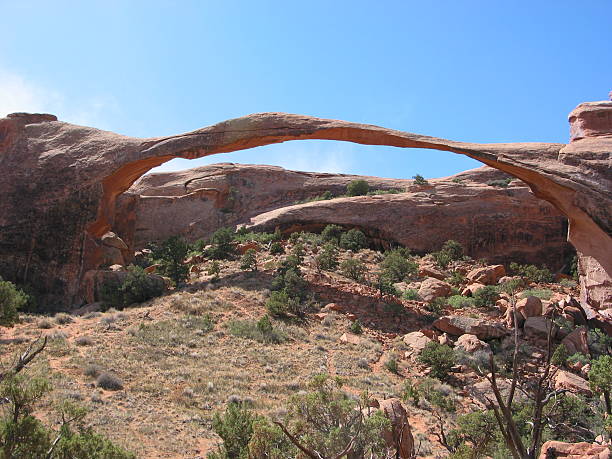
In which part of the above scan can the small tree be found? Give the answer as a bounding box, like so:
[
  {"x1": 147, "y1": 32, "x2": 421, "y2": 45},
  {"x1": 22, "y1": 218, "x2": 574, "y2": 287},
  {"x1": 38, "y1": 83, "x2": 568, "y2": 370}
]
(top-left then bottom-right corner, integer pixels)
[
  {"x1": 210, "y1": 401, "x2": 257, "y2": 459},
  {"x1": 473, "y1": 285, "x2": 499, "y2": 308},
  {"x1": 240, "y1": 249, "x2": 257, "y2": 272},
  {"x1": 0, "y1": 277, "x2": 26, "y2": 327},
  {"x1": 340, "y1": 258, "x2": 367, "y2": 283},
  {"x1": 101, "y1": 265, "x2": 165, "y2": 309},
  {"x1": 321, "y1": 224, "x2": 343, "y2": 244},
  {"x1": 381, "y1": 250, "x2": 417, "y2": 282},
  {"x1": 346, "y1": 179, "x2": 369, "y2": 196},
  {"x1": 315, "y1": 243, "x2": 339, "y2": 272},
  {"x1": 269, "y1": 241, "x2": 284, "y2": 255},
  {"x1": 208, "y1": 227, "x2": 237, "y2": 260},
  {"x1": 151, "y1": 235, "x2": 189, "y2": 286},
  {"x1": 589, "y1": 355, "x2": 611, "y2": 415},
  {"x1": 208, "y1": 261, "x2": 221, "y2": 281},
  {"x1": 339, "y1": 229, "x2": 368, "y2": 252},
  {"x1": 375, "y1": 272, "x2": 398, "y2": 298},
  {"x1": 418, "y1": 342, "x2": 456, "y2": 380},
  {"x1": 413, "y1": 174, "x2": 428, "y2": 185}
]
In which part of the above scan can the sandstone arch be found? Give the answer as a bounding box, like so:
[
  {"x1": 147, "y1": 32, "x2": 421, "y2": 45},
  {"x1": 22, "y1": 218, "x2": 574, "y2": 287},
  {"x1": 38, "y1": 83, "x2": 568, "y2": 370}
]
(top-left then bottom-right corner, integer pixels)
[{"x1": 0, "y1": 101, "x2": 610, "y2": 309}]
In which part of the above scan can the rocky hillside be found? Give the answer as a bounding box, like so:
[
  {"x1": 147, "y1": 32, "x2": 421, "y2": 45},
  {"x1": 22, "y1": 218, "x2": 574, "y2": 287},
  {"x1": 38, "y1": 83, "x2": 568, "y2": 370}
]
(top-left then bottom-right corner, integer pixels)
[
  {"x1": 2, "y1": 229, "x2": 609, "y2": 458},
  {"x1": 119, "y1": 164, "x2": 570, "y2": 269}
]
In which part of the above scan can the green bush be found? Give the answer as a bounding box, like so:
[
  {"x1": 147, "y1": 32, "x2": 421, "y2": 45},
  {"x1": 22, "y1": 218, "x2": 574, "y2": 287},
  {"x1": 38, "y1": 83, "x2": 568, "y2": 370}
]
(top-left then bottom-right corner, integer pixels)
[
  {"x1": 520, "y1": 288, "x2": 553, "y2": 300},
  {"x1": 381, "y1": 250, "x2": 417, "y2": 282},
  {"x1": 509, "y1": 262, "x2": 554, "y2": 283},
  {"x1": 375, "y1": 273, "x2": 398, "y2": 297},
  {"x1": 589, "y1": 355, "x2": 612, "y2": 414},
  {"x1": 567, "y1": 352, "x2": 590, "y2": 367},
  {"x1": 473, "y1": 285, "x2": 499, "y2": 308},
  {"x1": 384, "y1": 356, "x2": 399, "y2": 374},
  {"x1": 432, "y1": 250, "x2": 452, "y2": 269},
  {"x1": 269, "y1": 241, "x2": 284, "y2": 255},
  {"x1": 101, "y1": 265, "x2": 164, "y2": 309},
  {"x1": 315, "y1": 243, "x2": 339, "y2": 272},
  {"x1": 551, "y1": 344, "x2": 569, "y2": 366},
  {"x1": 440, "y1": 240, "x2": 464, "y2": 260},
  {"x1": 447, "y1": 295, "x2": 475, "y2": 309},
  {"x1": 346, "y1": 179, "x2": 370, "y2": 196},
  {"x1": 413, "y1": 174, "x2": 428, "y2": 185},
  {"x1": 487, "y1": 178, "x2": 512, "y2": 188},
  {"x1": 227, "y1": 316, "x2": 286, "y2": 344},
  {"x1": 402, "y1": 289, "x2": 421, "y2": 301},
  {"x1": 349, "y1": 320, "x2": 363, "y2": 334},
  {"x1": 418, "y1": 342, "x2": 456, "y2": 380},
  {"x1": 207, "y1": 227, "x2": 237, "y2": 260},
  {"x1": 265, "y1": 290, "x2": 302, "y2": 318},
  {"x1": 234, "y1": 230, "x2": 279, "y2": 245},
  {"x1": 210, "y1": 401, "x2": 257, "y2": 459},
  {"x1": 418, "y1": 377, "x2": 456, "y2": 412},
  {"x1": 151, "y1": 235, "x2": 189, "y2": 285},
  {"x1": 339, "y1": 229, "x2": 368, "y2": 251},
  {"x1": 321, "y1": 224, "x2": 343, "y2": 244},
  {"x1": 339, "y1": 258, "x2": 367, "y2": 283},
  {"x1": 239, "y1": 249, "x2": 257, "y2": 272},
  {"x1": 446, "y1": 411, "x2": 498, "y2": 457},
  {"x1": 0, "y1": 277, "x2": 26, "y2": 326}
]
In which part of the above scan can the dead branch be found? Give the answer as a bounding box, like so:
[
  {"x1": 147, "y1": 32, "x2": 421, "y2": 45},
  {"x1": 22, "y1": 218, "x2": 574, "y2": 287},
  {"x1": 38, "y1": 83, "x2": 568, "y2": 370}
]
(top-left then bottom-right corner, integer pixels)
[{"x1": 0, "y1": 336, "x2": 47, "y2": 382}]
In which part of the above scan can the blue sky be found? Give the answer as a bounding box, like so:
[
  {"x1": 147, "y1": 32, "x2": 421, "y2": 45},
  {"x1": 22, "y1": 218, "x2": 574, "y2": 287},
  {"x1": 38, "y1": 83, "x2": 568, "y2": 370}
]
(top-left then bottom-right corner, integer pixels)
[{"x1": 1, "y1": 1, "x2": 610, "y2": 179}]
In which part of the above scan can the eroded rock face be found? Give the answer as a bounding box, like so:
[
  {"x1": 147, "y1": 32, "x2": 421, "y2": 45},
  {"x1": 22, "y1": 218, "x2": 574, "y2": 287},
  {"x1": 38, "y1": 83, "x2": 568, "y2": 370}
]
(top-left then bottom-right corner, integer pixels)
[{"x1": 0, "y1": 101, "x2": 610, "y2": 308}]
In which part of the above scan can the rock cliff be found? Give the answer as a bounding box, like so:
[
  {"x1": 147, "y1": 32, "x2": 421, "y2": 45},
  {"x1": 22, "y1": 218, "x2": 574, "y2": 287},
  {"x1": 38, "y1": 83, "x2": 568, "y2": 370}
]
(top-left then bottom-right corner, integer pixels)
[
  {"x1": 0, "y1": 100, "x2": 610, "y2": 309},
  {"x1": 124, "y1": 164, "x2": 570, "y2": 269}
]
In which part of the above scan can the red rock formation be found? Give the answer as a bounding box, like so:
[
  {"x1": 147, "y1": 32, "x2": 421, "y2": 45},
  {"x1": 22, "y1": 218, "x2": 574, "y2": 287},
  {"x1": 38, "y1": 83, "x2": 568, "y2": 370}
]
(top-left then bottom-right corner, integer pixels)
[
  {"x1": 124, "y1": 164, "x2": 570, "y2": 268},
  {"x1": 0, "y1": 101, "x2": 610, "y2": 309}
]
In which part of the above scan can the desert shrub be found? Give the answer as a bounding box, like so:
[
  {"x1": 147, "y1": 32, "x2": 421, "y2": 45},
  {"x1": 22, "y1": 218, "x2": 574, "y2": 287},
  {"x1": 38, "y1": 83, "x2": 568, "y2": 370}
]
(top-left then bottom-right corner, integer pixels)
[
  {"x1": 101, "y1": 265, "x2": 164, "y2": 309},
  {"x1": 339, "y1": 258, "x2": 367, "y2": 283},
  {"x1": 234, "y1": 230, "x2": 278, "y2": 245},
  {"x1": 589, "y1": 355, "x2": 611, "y2": 414},
  {"x1": 349, "y1": 320, "x2": 363, "y2": 334},
  {"x1": 487, "y1": 178, "x2": 512, "y2": 188},
  {"x1": 315, "y1": 243, "x2": 339, "y2": 272},
  {"x1": 559, "y1": 278, "x2": 578, "y2": 288},
  {"x1": 402, "y1": 380, "x2": 421, "y2": 406},
  {"x1": 55, "y1": 312, "x2": 73, "y2": 325},
  {"x1": 208, "y1": 261, "x2": 221, "y2": 279},
  {"x1": 227, "y1": 316, "x2": 286, "y2": 344},
  {"x1": 587, "y1": 328, "x2": 611, "y2": 358},
  {"x1": 448, "y1": 270, "x2": 466, "y2": 286},
  {"x1": 418, "y1": 342, "x2": 456, "y2": 380},
  {"x1": 265, "y1": 291, "x2": 300, "y2": 318},
  {"x1": 381, "y1": 250, "x2": 417, "y2": 282},
  {"x1": 567, "y1": 352, "x2": 590, "y2": 367},
  {"x1": 413, "y1": 174, "x2": 428, "y2": 185},
  {"x1": 447, "y1": 295, "x2": 475, "y2": 309},
  {"x1": 375, "y1": 273, "x2": 398, "y2": 297},
  {"x1": 520, "y1": 288, "x2": 553, "y2": 300},
  {"x1": 239, "y1": 249, "x2": 257, "y2": 272},
  {"x1": 207, "y1": 227, "x2": 237, "y2": 260},
  {"x1": 96, "y1": 372, "x2": 123, "y2": 391},
  {"x1": 151, "y1": 235, "x2": 189, "y2": 285},
  {"x1": 446, "y1": 410, "x2": 498, "y2": 457},
  {"x1": 509, "y1": 262, "x2": 554, "y2": 283},
  {"x1": 425, "y1": 297, "x2": 446, "y2": 316},
  {"x1": 75, "y1": 336, "x2": 94, "y2": 346},
  {"x1": 247, "y1": 419, "x2": 295, "y2": 458},
  {"x1": 290, "y1": 242, "x2": 305, "y2": 264},
  {"x1": 0, "y1": 277, "x2": 27, "y2": 326},
  {"x1": 473, "y1": 285, "x2": 499, "y2": 308},
  {"x1": 269, "y1": 241, "x2": 284, "y2": 255},
  {"x1": 53, "y1": 426, "x2": 135, "y2": 458},
  {"x1": 339, "y1": 229, "x2": 368, "y2": 251},
  {"x1": 402, "y1": 289, "x2": 421, "y2": 301},
  {"x1": 346, "y1": 179, "x2": 369, "y2": 196},
  {"x1": 418, "y1": 377, "x2": 456, "y2": 411},
  {"x1": 544, "y1": 394, "x2": 602, "y2": 443},
  {"x1": 384, "y1": 356, "x2": 399, "y2": 374},
  {"x1": 37, "y1": 318, "x2": 54, "y2": 329},
  {"x1": 84, "y1": 364, "x2": 104, "y2": 378},
  {"x1": 551, "y1": 344, "x2": 570, "y2": 366},
  {"x1": 321, "y1": 224, "x2": 344, "y2": 244},
  {"x1": 440, "y1": 240, "x2": 464, "y2": 260},
  {"x1": 209, "y1": 401, "x2": 257, "y2": 459},
  {"x1": 432, "y1": 250, "x2": 452, "y2": 269}
]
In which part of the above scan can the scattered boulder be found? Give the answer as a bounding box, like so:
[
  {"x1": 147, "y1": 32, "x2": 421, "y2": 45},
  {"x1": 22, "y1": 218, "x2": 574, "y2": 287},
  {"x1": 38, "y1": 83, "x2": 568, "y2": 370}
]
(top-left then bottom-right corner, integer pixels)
[
  {"x1": 538, "y1": 441, "x2": 609, "y2": 459},
  {"x1": 524, "y1": 317, "x2": 558, "y2": 339},
  {"x1": 377, "y1": 399, "x2": 415, "y2": 459},
  {"x1": 403, "y1": 331, "x2": 433, "y2": 355},
  {"x1": 455, "y1": 333, "x2": 491, "y2": 354},
  {"x1": 236, "y1": 241, "x2": 260, "y2": 255},
  {"x1": 517, "y1": 296, "x2": 543, "y2": 320},
  {"x1": 461, "y1": 283, "x2": 487, "y2": 297},
  {"x1": 466, "y1": 265, "x2": 506, "y2": 285},
  {"x1": 554, "y1": 370, "x2": 592, "y2": 396},
  {"x1": 418, "y1": 265, "x2": 446, "y2": 280},
  {"x1": 433, "y1": 315, "x2": 508, "y2": 340},
  {"x1": 561, "y1": 326, "x2": 590, "y2": 357},
  {"x1": 418, "y1": 278, "x2": 452, "y2": 302},
  {"x1": 339, "y1": 333, "x2": 361, "y2": 345}
]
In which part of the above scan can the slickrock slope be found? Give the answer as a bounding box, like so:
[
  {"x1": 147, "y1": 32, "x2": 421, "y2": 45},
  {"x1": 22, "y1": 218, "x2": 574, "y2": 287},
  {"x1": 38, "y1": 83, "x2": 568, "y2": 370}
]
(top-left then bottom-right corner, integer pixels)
[
  {"x1": 0, "y1": 99, "x2": 610, "y2": 308},
  {"x1": 125, "y1": 164, "x2": 570, "y2": 269}
]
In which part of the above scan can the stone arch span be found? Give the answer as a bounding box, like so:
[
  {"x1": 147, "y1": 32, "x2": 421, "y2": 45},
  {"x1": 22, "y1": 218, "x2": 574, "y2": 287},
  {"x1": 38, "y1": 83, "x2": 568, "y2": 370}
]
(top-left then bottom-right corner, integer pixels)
[{"x1": 0, "y1": 104, "x2": 610, "y2": 309}]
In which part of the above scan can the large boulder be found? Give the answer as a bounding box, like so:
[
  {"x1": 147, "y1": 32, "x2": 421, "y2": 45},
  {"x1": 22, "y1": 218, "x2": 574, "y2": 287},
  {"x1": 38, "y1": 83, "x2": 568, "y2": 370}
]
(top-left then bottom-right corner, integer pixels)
[
  {"x1": 418, "y1": 278, "x2": 452, "y2": 302},
  {"x1": 524, "y1": 317, "x2": 558, "y2": 339},
  {"x1": 455, "y1": 333, "x2": 491, "y2": 354},
  {"x1": 433, "y1": 315, "x2": 508, "y2": 340},
  {"x1": 376, "y1": 399, "x2": 415, "y2": 459},
  {"x1": 538, "y1": 441, "x2": 610, "y2": 459},
  {"x1": 517, "y1": 296, "x2": 543, "y2": 320},
  {"x1": 561, "y1": 326, "x2": 590, "y2": 356},
  {"x1": 403, "y1": 331, "x2": 434, "y2": 355},
  {"x1": 466, "y1": 265, "x2": 506, "y2": 285},
  {"x1": 554, "y1": 370, "x2": 592, "y2": 396}
]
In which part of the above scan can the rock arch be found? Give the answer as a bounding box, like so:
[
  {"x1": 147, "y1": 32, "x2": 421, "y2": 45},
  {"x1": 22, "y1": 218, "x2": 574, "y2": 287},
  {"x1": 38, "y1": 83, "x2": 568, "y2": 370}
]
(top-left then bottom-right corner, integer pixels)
[{"x1": 0, "y1": 102, "x2": 610, "y2": 309}]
